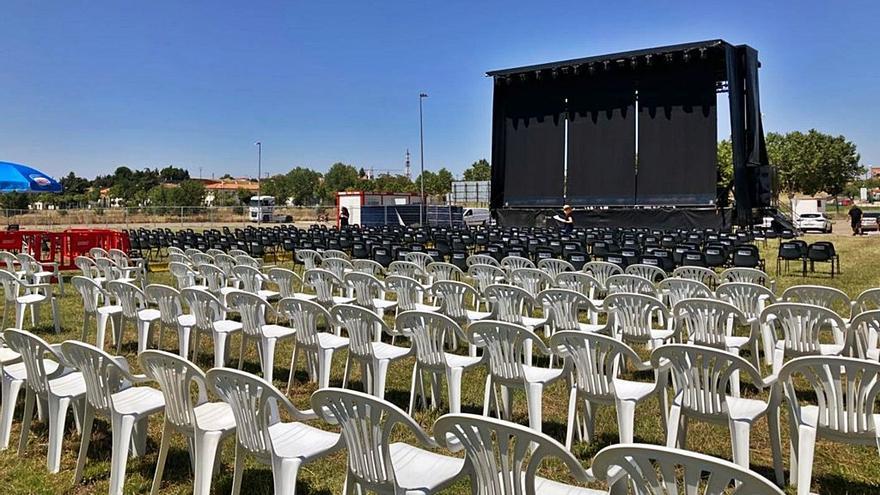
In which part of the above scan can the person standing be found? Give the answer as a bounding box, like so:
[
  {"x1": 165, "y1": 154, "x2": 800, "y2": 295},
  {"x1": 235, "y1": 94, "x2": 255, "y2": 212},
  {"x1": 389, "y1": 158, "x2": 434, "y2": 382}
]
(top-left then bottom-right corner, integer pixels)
[
  {"x1": 849, "y1": 204, "x2": 863, "y2": 235},
  {"x1": 339, "y1": 206, "x2": 350, "y2": 228},
  {"x1": 553, "y1": 204, "x2": 574, "y2": 233}
]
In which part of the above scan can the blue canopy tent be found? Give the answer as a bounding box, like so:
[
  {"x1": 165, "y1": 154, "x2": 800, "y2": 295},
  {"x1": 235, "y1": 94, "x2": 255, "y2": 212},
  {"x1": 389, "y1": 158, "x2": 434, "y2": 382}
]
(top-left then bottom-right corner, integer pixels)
[{"x1": 0, "y1": 161, "x2": 62, "y2": 193}]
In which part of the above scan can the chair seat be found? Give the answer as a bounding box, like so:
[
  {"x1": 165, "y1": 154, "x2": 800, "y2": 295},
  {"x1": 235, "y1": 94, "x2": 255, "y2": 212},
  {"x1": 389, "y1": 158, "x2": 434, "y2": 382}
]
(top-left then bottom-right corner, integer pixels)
[
  {"x1": 316, "y1": 332, "x2": 349, "y2": 350},
  {"x1": 613, "y1": 379, "x2": 656, "y2": 401},
  {"x1": 4, "y1": 360, "x2": 59, "y2": 380},
  {"x1": 522, "y1": 316, "x2": 547, "y2": 329},
  {"x1": 261, "y1": 324, "x2": 296, "y2": 339},
  {"x1": 579, "y1": 323, "x2": 606, "y2": 332},
  {"x1": 48, "y1": 371, "x2": 86, "y2": 399},
  {"x1": 726, "y1": 396, "x2": 769, "y2": 421},
  {"x1": 535, "y1": 477, "x2": 605, "y2": 495},
  {"x1": 801, "y1": 406, "x2": 880, "y2": 436},
  {"x1": 258, "y1": 290, "x2": 280, "y2": 300},
  {"x1": 371, "y1": 342, "x2": 411, "y2": 361},
  {"x1": 388, "y1": 441, "x2": 464, "y2": 493},
  {"x1": 17, "y1": 293, "x2": 47, "y2": 304},
  {"x1": 444, "y1": 353, "x2": 483, "y2": 370},
  {"x1": 214, "y1": 319, "x2": 243, "y2": 334},
  {"x1": 522, "y1": 365, "x2": 565, "y2": 384},
  {"x1": 111, "y1": 386, "x2": 165, "y2": 416},
  {"x1": 268, "y1": 421, "x2": 341, "y2": 460},
  {"x1": 0, "y1": 346, "x2": 20, "y2": 365},
  {"x1": 466, "y1": 309, "x2": 492, "y2": 322},
  {"x1": 331, "y1": 296, "x2": 356, "y2": 305},
  {"x1": 178, "y1": 314, "x2": 196, "y2": 327},
  {"x1": 373, "y1": 299, "x2": 397, "y2": 311},
  {"x1": 413, "y1": 303, "x2": 441, "y2": 312},
  {"x1": 138, "y1": 308, "x2": 161, "y2": 322},
  {"x1": 292, "y1": 292, "x2": 317, "y2": 301},
  {"x1": 193, "y1": 401, "x2": 236, "y2": 433},
  {"x1": 97, "y1": 305, "x2": 123, "y2": 316},
  {"x1": 649, "y1": 329, "x2": 675, "y2": 341}
]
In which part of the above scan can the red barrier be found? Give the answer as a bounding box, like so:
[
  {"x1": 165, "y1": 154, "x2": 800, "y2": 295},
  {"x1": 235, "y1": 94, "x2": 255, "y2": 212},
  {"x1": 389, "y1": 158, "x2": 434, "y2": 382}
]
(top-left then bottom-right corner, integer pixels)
[{"x1": 0, "y1": 229, "x2": 130, "y2": 271}]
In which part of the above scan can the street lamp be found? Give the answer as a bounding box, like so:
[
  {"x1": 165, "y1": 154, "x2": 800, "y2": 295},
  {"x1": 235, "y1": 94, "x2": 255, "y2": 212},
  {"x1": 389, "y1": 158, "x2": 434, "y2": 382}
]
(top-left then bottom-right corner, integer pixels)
[
  {"x1": 255, "y1": 141, "x2": 262, "y2": 224},
  {"x1": 419, "y1": 92, "x2": 428, "y2": 225}
]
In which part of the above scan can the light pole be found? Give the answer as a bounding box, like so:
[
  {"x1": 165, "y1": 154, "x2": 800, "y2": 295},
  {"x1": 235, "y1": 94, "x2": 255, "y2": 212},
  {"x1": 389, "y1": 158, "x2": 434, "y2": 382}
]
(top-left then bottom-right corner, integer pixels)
[
  {"x1": 419, "y1": 92, "x2": 428, "y2": 225},
  {"x1": 255, "y1": 141, "x2": 262, "y2": 224}
]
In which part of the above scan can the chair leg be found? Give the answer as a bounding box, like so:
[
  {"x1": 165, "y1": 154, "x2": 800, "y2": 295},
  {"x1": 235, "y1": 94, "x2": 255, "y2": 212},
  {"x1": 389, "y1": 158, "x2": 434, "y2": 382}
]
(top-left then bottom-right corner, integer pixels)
[
  {"x1": 0, "y1": 377, "x2": 24, "y2": 449},
  {"x1": 73, "y1": 405, "x2": 95, "y2": 484},
  {"x1": 178, "y1": 324, "x2": 193, "y2": 360},
  {"x1": 193, "y1": 429, "x2": 224, "y2": 495},
  {"x1": 215, "y1": 331, "x2": 231, "y2": 369},
  {"x1": 616, "y1": 399, "x2": 637, "y2": 444},
  {"x1": 318, "y1": 348, "x2": 334, "y2": 389},
  {"x1": 271, "y1": 457, "x2": 302, "y2": 495},
  {"x1": 47, "y1": 395, "x2": 72, "y2": 473},
  {"x1": 729, "y1": 419, "x2": 752, "y2": 468},
  {"x1": 525, "y1": 382, "x2": 544, "y2": 432},
  {"x1": 261, "y1": 337, "x2": 278, "y2": 384},
  {"x1": 51, "y1": 297, "x2": 60, "y2": 333},
  {"x1": 17, "y1": 388, "x2": 36, "y2": 455},
  {"x1": 665, "y1": 404, "x2": 682, "y2": 449},
  {"x1": 446, "y1": 367, "x2": 464, "y2": 414},
  {"x1": 109, "y1": 414, "x2": 136, "y2": 495},
  {"x1": 373, "y1": 359, "x2": 390, "y2": 400},
  {"x1": 565, "y1": 387, "x2": 577, "y2": 449},
  {"x1": 137, "y1": 319, "x2": 152, "y2": 354},
  {"x1": 408, "y1": 364, "x2": 420, "y2": 415},
  {"x1": 231, "y1": 443, "x2": 246, "y2": 495},
  {"x1": 150, "y1": 423, "x2": 172, "y2": 495},
  {"x1": 286, "y1": 345, "x2": 300, "y2": 395},
  {"x1": 482, "y1": 375, "x2": 492, "y2": 417}
]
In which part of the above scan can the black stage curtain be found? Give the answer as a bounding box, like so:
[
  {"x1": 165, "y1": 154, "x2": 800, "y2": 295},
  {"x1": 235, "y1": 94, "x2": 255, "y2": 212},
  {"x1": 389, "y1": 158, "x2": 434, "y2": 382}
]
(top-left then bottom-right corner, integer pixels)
[
  {"x1": 566, "y1": 76, "x2": 636, "y2": 205},
  {"x1": 637, "y1": 63, "x2": 717, "y2": 205},
  {"x1": 501, "y1": 79, "x2": 566, "y2": 206},
  {"x1": 495, "y1": 207, "x2": 732, "y2": 230}
]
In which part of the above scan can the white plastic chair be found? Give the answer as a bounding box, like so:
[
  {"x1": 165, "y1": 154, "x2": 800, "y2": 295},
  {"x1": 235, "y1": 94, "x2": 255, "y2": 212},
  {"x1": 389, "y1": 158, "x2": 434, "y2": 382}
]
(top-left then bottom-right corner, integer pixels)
[
  {"x1": 333, "y1": 304, "x2": 411, "y2": 399},
  {"x1": 470, "y1": 320, "x2": 564, "y2": 432},
  {"x1": 322, "y1": 256, "x2": 355, "y2": 280},
  {"x1": 389, "y1": 260, "x2": 429, "y2": 286},
  {"x1": 537, "y1": 288, "x2": 606, "y2": 336},
  {"x1": 760, "y1": 302, "x2": 849, "y2": 375},
  {"x1": 231, "y1": 264, "x2": 279, "y2": 300},
  {"x1": 295, "y1": 249, "x2": 323, "y2": 271},
  {"x1": 352, "y1": 259, "x2": 387, "y2": 277},
  {"x1": 673, "y1": 297, "x2": 758, "y2": 368},
  {"x1": 277, "y1": 297, "x2": 348, "y2": 392},
  {"x1": 432, "y1": 280, "x2": 491, "y2": 328},
  {"x1": 71, "y1": 275, "x2": 122, "y2": 349},
  {"x1": 311, "y1": 388, "x2": 465, "y2": 495},
  {"x1": 426, "y1": 261, "x2": 463, "y2": 282},
  {"x1": 139, "y1": 350, "x2": 236, "y2": 495},
  {"x1": 396, "y1": 311, "x2": 482, "y2": 414},
  {"x1": 233, "y1": 253, "x2": 262, "y2": 269},
  {"x1": 774, "y1": 356, "x2": 880, "y2": 495},
  {"x1": 181, "y1": 287, "x2": 242, "y2": 367},
  {"x1": 96, "y1": 256, "x2": 141, "y2": 287},
  {"x1": 144, "y1": 284, "x2": 194, "y2": 353},
  {"x1": 672, "y1": 265, "x2": 720, "y2": 288},
  {"x1": 716, "y1": 281, "x2": 777, "y2": 366},
  {"x1": 209, "y1": 368, "x2": 342, "y2": 495},
  {"x1": 590, "y1": 443, "x2": 785, "y2": 495},
  {"x1": 385, "y1": 275, "x2": 440, "y2": 314},
  {"x1": 556, "y1": 271, "x2": 605, "y2": 324},
  {"x1": 583, "y1": 260, "x2": 623, "y2": 289},
  {"x1": 500, "y1": 255, "x2": 535, "y2": 279},
  {"x1": 17, "y1": 252, "x2": 64, "y2": 296},
  {"x1": 720, "y1": 267, "x2": 776, "y2": 292},
  {"x1": 0, "y1": 331, "x2": 25, "y2": 449},
  {"x1": 226, "y1": 290, "x2": 295, "y2": 385},
  {"x1": 0, "y1": 269, "x2": 60, "y2": 333},
  {"x1": 657, "y1": 277, "x2": 713, "y2": 308},
  {"x1": 651, "y1": 344, "x2": 782, "y2": 483},
  {"x1": 846, "y1": 309, "x2": 880, "y2": 360},
  {"x1": 266, "y1": 267, "x2": 316, "y2": 301},
  {"x1": 466, "y1": 253, "x2": 500, "y2": 267},
  {"x1": 107, "y1": 280, "x2": 161, "y2": 354},
  {"x1": 537, "y1": 258, "x2": 575, "y2": 279},
  {"x1": 852, "y1": 287, "x2": 880, "y2": 317},
  {"x1": 168, "y1": 261, "x2": 202, "y2": 290},
  {"x1": 549, "y1": 331, "x2": 662, "y2": 448},
  {"x1": 510, "y1": 267, "x2": 555, "y2": 296},
  {"x1": 322, "y1": 248, "x2": 350, "y2": 261},
  {"x1": 433, "y1": 413, "x2": 598, "y2": 495},
  {"x1": 303, "y1": 268, "x2": 355, "y2": 307},
  {"x1": 605, "y1": 274, "x2": 657, "y2": 297},
  {"x1": 108, "y1": 248, "x2": 147, "y2": 284},
  {"x1": 75, "y1": 255, "x2": 106, "y2": 286},
  {"x1": 345, "y1": 271, "x2": 397, "y2": 317},
  {"x1": 213, "y1": 253, "x2": 241, "y2": 288},
  {"x1": 604, "y1": 292, "x2": 673, "y2": 348},
  {"x1": 61, "y1": 341, "x2": 165, "y2": 495},
  {"x1": 405, "y1": 251, "x2": 434, "y2": 272},
  {"x1": 467, "y1": 263, "x2": 506, "y2": 310},
  {"x1": 3, "y1": 329, "x2": 83, "y2": 472},
  {"x1": 198, "y1": 263, "x2": 238, "y2": 303},
  {"x1": 781, "y1": 284, "x2": 853, "y2": 320},
  {"x1": 625, "y1": 263, "x2": 667, "y2": 283}
]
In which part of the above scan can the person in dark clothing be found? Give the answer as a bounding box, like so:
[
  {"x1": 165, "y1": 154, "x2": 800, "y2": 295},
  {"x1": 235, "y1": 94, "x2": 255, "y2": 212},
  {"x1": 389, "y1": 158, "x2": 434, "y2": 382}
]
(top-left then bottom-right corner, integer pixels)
[
  {"x1": 339, "y1": 206, "x2": 350, "y2": 228},
  {"x1": 553, "y1": 204, "x2": 574, "y2": 233},
  {"x1": 849, "y1": 204, "x2": 863, "y2": 235}
]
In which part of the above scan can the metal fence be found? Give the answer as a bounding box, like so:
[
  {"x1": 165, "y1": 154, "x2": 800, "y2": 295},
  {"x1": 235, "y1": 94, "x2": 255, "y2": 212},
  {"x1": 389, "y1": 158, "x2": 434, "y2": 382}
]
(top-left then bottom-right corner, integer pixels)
[
  {"x1": 449, "y1": 181, "x2": 490, "y2": 207},
  {"x1": 1, "y1": 205, "x2": 337, "y2": 230}
]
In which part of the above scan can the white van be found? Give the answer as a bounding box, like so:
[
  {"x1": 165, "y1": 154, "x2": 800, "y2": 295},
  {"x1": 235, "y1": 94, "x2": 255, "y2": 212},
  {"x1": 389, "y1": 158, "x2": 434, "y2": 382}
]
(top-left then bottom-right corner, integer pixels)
[{"x1": 463, "y1": 207, "x2": 492, "y2": 226}]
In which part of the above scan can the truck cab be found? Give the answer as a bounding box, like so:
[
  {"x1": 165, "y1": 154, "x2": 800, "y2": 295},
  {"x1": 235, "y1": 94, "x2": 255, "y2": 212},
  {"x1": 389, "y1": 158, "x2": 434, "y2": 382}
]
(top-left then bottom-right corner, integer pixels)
[{"x1": 248, "y1": 195, "x2": 276, "y2": 223}]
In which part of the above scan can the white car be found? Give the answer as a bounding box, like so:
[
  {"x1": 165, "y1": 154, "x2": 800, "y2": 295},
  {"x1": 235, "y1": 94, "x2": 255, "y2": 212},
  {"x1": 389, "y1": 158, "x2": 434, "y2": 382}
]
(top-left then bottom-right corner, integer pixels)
[
  {"x1": 463, "y1": 207, "x2": 492, "y2": 226},
  {"x1": 795, "y1": 213, "x2": 832, "y2": 233}
]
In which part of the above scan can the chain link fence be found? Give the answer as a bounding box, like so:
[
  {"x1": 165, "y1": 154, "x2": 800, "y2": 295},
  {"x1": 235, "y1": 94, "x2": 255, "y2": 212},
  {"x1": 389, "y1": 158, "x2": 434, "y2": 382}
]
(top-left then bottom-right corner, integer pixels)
[{"x1": 1, "y1": 205, "x2": 337, "y2": 230}]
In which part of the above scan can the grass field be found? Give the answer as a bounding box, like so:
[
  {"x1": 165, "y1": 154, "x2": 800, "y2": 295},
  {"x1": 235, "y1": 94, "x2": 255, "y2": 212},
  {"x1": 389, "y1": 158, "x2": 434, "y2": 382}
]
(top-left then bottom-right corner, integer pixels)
[{"x1": 1, "y1": 232, "x2": 879, "y2": 494}]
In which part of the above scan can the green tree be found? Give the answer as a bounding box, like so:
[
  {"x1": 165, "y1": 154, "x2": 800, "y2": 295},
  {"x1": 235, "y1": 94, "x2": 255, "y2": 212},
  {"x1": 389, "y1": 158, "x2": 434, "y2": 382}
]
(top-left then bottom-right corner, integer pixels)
[
  {"x1": 286, "y1": 167, "x2": 322, "y2": 205},
  {"x1": 60, "y1": 172, "x2": 90, "y2": 195},
  {"x1": 159, "y1": 166, "x2": 190, "y2": 183},
  {"x1": 370, "y1": 174, "x2": 416, "y2": 194},
  {"x1": 716, "y1": 139, "x2": 734, "y2": 207},
  {"x1": 323, "y1": 163, "x2": 360, "y2": 200},
  {"x1": 462, "y1": 159, "x2": 490, "y2": 181}
]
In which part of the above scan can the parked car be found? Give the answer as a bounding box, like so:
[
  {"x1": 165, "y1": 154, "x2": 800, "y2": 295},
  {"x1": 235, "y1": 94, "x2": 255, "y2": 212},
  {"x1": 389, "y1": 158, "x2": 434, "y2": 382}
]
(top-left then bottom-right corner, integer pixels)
[
  {"x1": 462, "y1": 207, "x2": 492, "y2": 226},
  {"x1": 861, "y1": 212, "x2": 880, "y2": 232},
  {"x1": 795, "y1": 213, "x2": 832, "y2": 233}
]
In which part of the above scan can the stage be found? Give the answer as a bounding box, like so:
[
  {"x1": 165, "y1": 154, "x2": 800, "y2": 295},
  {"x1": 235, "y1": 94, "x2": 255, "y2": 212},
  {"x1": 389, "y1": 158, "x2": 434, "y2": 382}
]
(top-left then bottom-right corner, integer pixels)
[{"x1": 495, "y1": 207, "x2": 734, "y2": 230}]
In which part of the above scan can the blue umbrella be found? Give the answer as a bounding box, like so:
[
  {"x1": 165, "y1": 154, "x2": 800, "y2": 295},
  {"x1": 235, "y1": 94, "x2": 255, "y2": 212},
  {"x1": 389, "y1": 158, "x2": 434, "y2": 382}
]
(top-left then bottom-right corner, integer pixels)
[{"x1": 0, "y1": 161, "x2": 62, "y2": 193}]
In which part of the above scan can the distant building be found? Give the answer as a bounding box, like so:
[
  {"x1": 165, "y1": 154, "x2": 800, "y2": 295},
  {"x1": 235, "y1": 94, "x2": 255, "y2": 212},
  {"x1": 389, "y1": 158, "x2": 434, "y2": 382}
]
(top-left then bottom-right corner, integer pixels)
[
  {"x1": 870, "y1": 166, "x2": 880, "y2": 179},
  {"x1": 204, "y1": 178, "x2": 259, "y2": 206}
]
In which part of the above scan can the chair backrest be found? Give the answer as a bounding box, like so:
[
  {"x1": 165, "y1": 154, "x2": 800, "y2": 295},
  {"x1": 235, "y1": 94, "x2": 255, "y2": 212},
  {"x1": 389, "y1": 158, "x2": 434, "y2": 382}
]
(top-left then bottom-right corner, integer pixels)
[
  {"x1": 853, "y1": 288, "x2": 880, "y2": 317},
  {"x1": 311, "y1": 388, "x2": 433, "y2": 493},
  {"x1": 537, "y1": 288, "x2": 597, "y2": 332},
  {"x1": 75, "y1": 256, "x2": 100, "y2": 279},
  {"x1": 484, "y1": 284, "x2": 536, "y2": 325},
  {"x1": 536, "y1": 258, "x2": 574, "y2": 279},
  {"x1": 168, "y1": 261, "x2": 197, "y2": 289},
  {"x1": 433, "y1": 413, "x2": 590, "y2": 495},
  {"x1": 265, "y1": 267, "x2": 304, "y2": 299},
  {"x1": 624, "y1": 263, "x2": 667, "y2": 283},
  {"x1": 0, "y1": 251, "x2": 19, "y2": 272},
  {"x1": 4, "y1": 329, "x2": 60, "y2": 397},
  {"x1": 671, "y1": 266, "x2": 719, "y2": 288},
  {"x1": 388, "y1": 260, "x2": 425, "y2": 281},
  {"x1": 16, "y1": 253, "x2": 42, "y2": 277},
  {"x1": 651, "y1": 344, "x2": 764, "y2": 418},
  {"x1": 396, "y1": 311, "x2": 468, "y2": 369},
  {"x1": 383, "y1": 275, "x2": 424, "y2": 312},
  {"x1": 404, "y1": 251, "x2": 433, "y2": 271},
  {"x1": 107, "y1": 280, "x2": 146, "y2": 319},
  {"x1": 0, "y1": 269, "x2": 21, "y2": 302},
  {"x1": 761, "y1": 302, "x2": 848, "y2": 358},
  {"x1": 555, "y1": 271, "x2": 602, "y2": 299},
  {"x1": 89, "y1": 247, "x2": 109, "y2": 259},
  {"x1": 510, "y1": 268, "x2": 554, "y2": 296},
  {"x1": 207, "y1": 368, "x2": 299, "y2": 459},
  {"x1": 779, "y1": 356, "x2": 880, "y2": 441},
  {"x1": 226, "y1": 290, "x2": 269, "y2": 337},
  {"x1": 190, "y1": 252, "x2": 214, "y2": 268},
  {"x1": 606, "y1": 274, "x2": 656, "y2": 296},
  {"x1": 72, "y1": 275, "x2": 105, "y2": 313},
  {"x1": 352, "y1": 259, "x2": 386, "y2": 277},
  {"x1": 426, "y1": 261, "x2": 463, "y2": 282},
  {"x1": 657, "y1": 278, "x2": 714, "y2": 308},
  {"x1": 95, "y1": 257, "x2": 124, "y2": 282},
  {"x1": 432, "y1": 280, "x2": 481, "y2": 322},
  {"x1": 466, "y1": 253, "x2": 500, "y2": 267},
  {"x1": 198, "y1": 263, "x2": 229, "y2": 293},
  {"x1": 715, "y1": 282, "x2": 776, "y2": 320},
  {"x1": 470, "y1": 320, "x2": 549, "y2": 382},
  {"x1": 781, "y1": 285, "x2": 852, "y2": 317},
  {"x1": 181, "y1": 287, "x2": 226, "y2": 332},
  {"x1": 234, "y1": 254, "x2": 261, "y2": 269},
  {"x1": 295, "y1": 249, "x2": 323, "y2": 270},
  {"x1": 322, "y1": 257, "x2": 354, "y2": 279},
  {"x1": 468, "y1": 264, "x2": 505, "y2": 294},
  {"x1": 60, "y1": 340, "x2": 131, "y2": 415},
  {"x1": 213, "y1": 253, "x2": 237, "y2": 275},
  {"x1": 331, "y1": 304, "x2": 390, "y2": 360},
  {"x1": 549, "y1": 331, "x2": 643, "y2": 402},
  {"x1": 845, "y1": 310, "x2": 880, "y2": 360},
  {"x1": 323, "y1": 249, "x2": 351, "y2": 261},
  {"x1": 304, "y1": 268, "x2": 345, "y2": 307},
  {"x1": 344, "y1": 271, "x2": 384, "y2": 311},
  {"x1": 231, "y1": 265, "x2": 266, "y2": 294},
  {"x1": 277, "y1": 297, "x2": 333, "y2": 349},
  {"x1": 583, "y1": 261, "x2": 623, "y2": 288},
  {"x1": 603, "y1": 293, "x2": 669, "y2": 344},
  {"x1": 500, "y1": 255, "x2": 535, "y2": 275},
  {"x1": 139, "y1": 350, "x2": 206, "y2": 430},
  {"x1": 590, "y1": 444, "x2": 784, "y2": 495},
  {"x1": 145, "y1": 284, "x2": 184, "y2": 327},
  {"x1": 720, "y1": 267, "x2": 772, "y2": 288},
  {"x1": 672, "y1": 298, "x2": 746, "y2": 348}
]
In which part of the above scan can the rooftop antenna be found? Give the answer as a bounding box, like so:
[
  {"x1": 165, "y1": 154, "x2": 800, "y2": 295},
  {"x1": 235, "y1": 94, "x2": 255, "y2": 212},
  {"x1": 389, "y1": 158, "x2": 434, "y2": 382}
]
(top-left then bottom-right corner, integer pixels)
[{"x1": 405, "y1": 149, "x2": 411, "y2": 180}]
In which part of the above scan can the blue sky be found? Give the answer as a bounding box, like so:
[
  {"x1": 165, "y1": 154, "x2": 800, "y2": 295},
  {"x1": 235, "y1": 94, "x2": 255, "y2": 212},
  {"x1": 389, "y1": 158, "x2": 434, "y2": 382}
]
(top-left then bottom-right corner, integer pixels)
[{"x1": 1, "y1": 1, "x2": 878, "y2": 179}]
